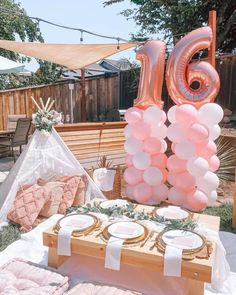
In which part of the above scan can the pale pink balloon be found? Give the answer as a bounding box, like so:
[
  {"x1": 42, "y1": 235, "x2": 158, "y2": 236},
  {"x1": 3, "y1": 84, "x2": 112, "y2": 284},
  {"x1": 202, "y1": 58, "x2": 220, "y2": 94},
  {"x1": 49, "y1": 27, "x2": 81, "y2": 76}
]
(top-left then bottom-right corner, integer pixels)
[
  {"x1": 124, "y1": 137, "x2": 142, "y2": 155},
  {"x1": 168, "y1": 187, "x2": 185, "y2": 206},
  {"x1": 161, "y1": 168, "x2": 168, "y2": 182},
  {"x1": 124, "y1": 167, "x2": 143, "y2": 185},
  {"x1": 160, "y1": 139, "x2": 168, "y2": 153},
  {"x1": 196, "y1": 171, "x2": 219, "y2": 192},
  {"x1": 167, "y1": 123, "x2": 187, "y2": 143},
  {"x1": 171, "y1": 143, "x2": 176, "y2": 153},
  {"x1": 125, "y1": 184, "x2": 135, "y2": 200},
  {"x1": 175, "y1": 104, "x2": 198, "y2": 126},
  {"x1": 175, "y1": 141, "x2": 196, "y2": 160},
  {"x1": 167, "y1": 155, "x2": 187, "y2": 173},
  {"x1": 143, "y1": 106, "x2": 164, "y2": 125},
  {"x1": 208, "y1": 155, "x2": 220, "y2": 172},
  {"x1": 198, "y1": 103, "x2": 224, "y2": 126},
  {"x1": 143, "y1": 167, "x2": 163, "y2": 186},
  {"x1": 125, "y1": 107, "x2": 143, "y2": 125},
  {"x1": 133, "y1": 182, "x2": 152, "y2": 203},
  {"x1": 207, "y1": 190, "x2": 217, "y2": 206},
  {"x1": 187, "y1": 123, "x2": 209, "y2": 144},
  {"x1": 143, "y1": 137, "x2": 162, "y2": 155},
  {"x1": 197, "y1": 140, "x2": 217, "y2": 159},
  {"x1": 124, "y1": 124, "x2": 133, "y2": 138},
  {"x1": 133, "y1": 151, "x2": 151, "y2": 170},
  {"x1": 152, "y1": 184, "x2": 169, "y2": 202},
  {"x1": 187, "y1": 190, "x2": 208, "y2": 211},
  {"x1": 161, "y1": 110, "x2": 167, "y2": 123},
  {"x1": 186, "y1": 156, "x2": 209, "y2": 176},
  {"x1": 167, "y1": 105, "x2": 177, "y2": 124},
  {"x1": 208, "y1": 124, "x2": 221, "y2": 141},
  {"x1": 151, "y1": 124, "x2": 167, "y2": 139},
  {"x1": 151, "y1": 153, "x2": 167, "y2": 169},
  {"x1": 167, "y1": 172, "x2": 177, "y2": 186},
  {"x1": 125, "y1": 154, "x2": 133, "y2": 167},
  {"x1": 175, "y1": 171, "x2": 196, "y2": 192},
  {"x1": 132, "y1": 121, "x2": 151, "y2": 141}
]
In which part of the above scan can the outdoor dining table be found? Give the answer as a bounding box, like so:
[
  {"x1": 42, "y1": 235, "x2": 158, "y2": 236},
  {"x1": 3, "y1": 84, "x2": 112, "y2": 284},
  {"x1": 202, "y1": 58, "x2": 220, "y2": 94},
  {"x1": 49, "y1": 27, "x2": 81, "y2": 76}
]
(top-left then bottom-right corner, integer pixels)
[
  {"x1": 43, "y1": 200, "x2": 220, "y2": 295},
  {"x1": 0, "y1": 129, "x2": 14, "y2": 136}
]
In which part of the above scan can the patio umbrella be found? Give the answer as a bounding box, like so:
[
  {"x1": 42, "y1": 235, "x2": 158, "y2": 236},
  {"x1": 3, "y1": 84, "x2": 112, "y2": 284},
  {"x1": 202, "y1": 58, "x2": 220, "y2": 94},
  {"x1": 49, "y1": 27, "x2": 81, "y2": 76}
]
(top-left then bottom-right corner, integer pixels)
[{"x1": 0, "y1": 56, "x2": 25, "y2": 74}]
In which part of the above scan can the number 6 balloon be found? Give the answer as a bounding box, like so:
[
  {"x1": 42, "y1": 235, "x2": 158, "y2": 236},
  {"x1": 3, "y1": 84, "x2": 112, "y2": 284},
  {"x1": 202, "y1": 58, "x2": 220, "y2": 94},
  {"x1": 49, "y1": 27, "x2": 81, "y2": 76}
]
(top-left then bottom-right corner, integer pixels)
[{"x1": 166, "y1": 26, "x2": 220, "y2": 108}]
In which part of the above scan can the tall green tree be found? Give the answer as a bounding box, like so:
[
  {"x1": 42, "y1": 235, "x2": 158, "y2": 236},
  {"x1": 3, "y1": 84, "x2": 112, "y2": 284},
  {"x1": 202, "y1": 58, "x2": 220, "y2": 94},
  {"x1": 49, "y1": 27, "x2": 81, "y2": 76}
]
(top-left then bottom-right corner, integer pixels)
[
  {"x1": 104, "y1": 0, "x2": 236, "y2": 53},
  {"x1": 0, "y1": 0, "x2": 62, "y2": 89}
]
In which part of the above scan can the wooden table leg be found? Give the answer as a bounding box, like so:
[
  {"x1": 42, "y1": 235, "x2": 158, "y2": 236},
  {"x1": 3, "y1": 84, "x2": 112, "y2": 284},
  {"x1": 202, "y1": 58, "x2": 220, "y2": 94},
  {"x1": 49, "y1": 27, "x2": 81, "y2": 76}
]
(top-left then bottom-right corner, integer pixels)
[
  {"x1": 48, "y1": 247, "x2": 69, "y2": 268},
  {"x1": 186, "y1": 279, "x2": 204, "y2": 295}
]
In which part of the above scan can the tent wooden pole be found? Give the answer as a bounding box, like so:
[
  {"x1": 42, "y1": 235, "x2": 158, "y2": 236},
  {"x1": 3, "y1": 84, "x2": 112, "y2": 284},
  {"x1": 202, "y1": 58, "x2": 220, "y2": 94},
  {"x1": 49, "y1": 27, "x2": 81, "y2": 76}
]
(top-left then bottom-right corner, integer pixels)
[
  {"x1": 233, "y1": 168, "x2": 236, "y2": 228},
  {"x1": 81, "y1": 68, "x2": 86, "y2": 122},
  {"x1": 208, "y1": 10, "x2": 216, "y2": 68}
]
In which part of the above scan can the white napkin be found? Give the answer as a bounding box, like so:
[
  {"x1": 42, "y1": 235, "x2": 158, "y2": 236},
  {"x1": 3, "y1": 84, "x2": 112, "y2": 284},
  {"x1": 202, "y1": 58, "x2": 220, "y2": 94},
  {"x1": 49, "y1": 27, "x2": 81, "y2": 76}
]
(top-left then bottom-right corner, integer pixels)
[
  {"x1": 105, "y1": 236, "x2": 124, "y2": 271},
  {"x1": 93, "y1": 168, "x2": 116, "y2": 191},
  {"x1": 196, "y1": 225, "x2": 231, "y2": 291},
  {"x1": 164, "y1": 245, "x2": 183, "y2": 277},
  {"x1": 57, "y1": 226, "x2": 74, "y2": 256}
]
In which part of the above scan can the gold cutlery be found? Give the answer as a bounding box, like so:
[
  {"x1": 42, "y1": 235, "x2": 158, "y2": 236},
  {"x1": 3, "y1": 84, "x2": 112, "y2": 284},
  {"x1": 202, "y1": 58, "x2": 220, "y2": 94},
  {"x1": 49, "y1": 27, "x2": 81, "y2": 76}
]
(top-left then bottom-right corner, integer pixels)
[{"x1": 140, "y1": 230, "x2": 154, "y2": 247}]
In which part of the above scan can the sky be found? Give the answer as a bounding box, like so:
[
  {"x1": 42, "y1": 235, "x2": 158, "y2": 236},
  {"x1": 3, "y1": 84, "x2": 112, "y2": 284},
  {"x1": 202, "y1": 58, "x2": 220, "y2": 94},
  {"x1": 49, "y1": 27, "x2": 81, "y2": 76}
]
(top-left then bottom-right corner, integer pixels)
[{"x1": 18, "y1": 0, "x2": 141, "y2": 71}]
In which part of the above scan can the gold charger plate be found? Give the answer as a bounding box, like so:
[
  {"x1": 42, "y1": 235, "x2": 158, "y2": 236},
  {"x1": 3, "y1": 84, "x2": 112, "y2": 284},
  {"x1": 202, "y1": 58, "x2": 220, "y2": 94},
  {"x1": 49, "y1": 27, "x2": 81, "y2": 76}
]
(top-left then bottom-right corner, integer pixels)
[
  {"x1": 101, "y1": 221, "x2": 148, "y2": 246},
  {"x1": 53, "y1": 213, "x2": 101, "y2": 237}
]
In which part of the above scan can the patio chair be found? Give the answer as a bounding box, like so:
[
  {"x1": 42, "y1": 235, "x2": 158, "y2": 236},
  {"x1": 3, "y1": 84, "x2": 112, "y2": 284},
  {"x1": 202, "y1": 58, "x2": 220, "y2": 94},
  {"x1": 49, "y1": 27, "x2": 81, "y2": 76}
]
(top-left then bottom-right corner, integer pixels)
[
  {"x1": 7, "y1": 114, "x2": 27, "y2": 130},
  {"x1": 0, "y1": 118, "x2": 31, "y2": 162}
]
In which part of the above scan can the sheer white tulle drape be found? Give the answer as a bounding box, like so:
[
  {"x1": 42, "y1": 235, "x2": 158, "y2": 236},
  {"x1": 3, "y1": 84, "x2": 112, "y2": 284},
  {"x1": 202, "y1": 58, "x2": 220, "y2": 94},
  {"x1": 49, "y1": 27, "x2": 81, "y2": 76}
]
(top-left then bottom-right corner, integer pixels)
[{"x1": 0, "y1": 128, "x2": 106, "y2": 222}]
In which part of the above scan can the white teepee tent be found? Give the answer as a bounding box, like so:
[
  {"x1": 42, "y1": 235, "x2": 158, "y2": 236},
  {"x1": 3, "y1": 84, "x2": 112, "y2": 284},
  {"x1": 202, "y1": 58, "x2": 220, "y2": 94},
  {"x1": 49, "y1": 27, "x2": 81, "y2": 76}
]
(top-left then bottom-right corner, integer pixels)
[{"x1": 0, "y1": 128, "x2": 106, "y2": 222}]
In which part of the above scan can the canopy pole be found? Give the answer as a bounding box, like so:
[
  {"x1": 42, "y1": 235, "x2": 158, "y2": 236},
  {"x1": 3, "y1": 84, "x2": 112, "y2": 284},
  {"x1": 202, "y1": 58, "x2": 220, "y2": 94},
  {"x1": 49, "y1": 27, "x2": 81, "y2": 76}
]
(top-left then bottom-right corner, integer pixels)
[
  {"x1": 208, "y1": 10, "x2": 216, "y2": 68},
  {"x1": 81, "y1": 68, "x2": 86, "y2": 122}
]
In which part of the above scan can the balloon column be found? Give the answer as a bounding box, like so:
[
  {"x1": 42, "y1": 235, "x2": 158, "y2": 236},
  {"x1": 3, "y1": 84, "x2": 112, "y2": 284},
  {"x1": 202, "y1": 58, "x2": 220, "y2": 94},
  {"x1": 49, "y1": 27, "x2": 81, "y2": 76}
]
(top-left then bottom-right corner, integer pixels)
[{"x1": 124, "y1": 27, "x2": 222, "y2": 211}]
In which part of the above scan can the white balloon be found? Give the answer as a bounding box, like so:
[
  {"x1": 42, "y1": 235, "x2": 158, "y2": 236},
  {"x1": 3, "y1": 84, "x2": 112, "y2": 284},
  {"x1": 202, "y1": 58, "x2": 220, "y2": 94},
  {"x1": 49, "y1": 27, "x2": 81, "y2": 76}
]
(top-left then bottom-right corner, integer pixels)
[
  {"x1": 125, "y1": 185, "x2": 135, "y2": 200},
  {"x1": 187, "y1": 157, "x2": 209, "y2": 177},
  {"x1": 167, "y1": 123, "x2": 187, "y2": 143},
  {"x1": 167, "y1": 105, "x2": 178, "y2": 124},
  {"x1": 175, "y1": 141, "x2": 196, "y2": 160},
  {"x1": 151, "y1": 124, "x2": 167, "y2": 139},
  {"x1": 144, "y1": 167, "x2": 163, "y2": 186},
  {"x1": 207, "y1": 190, "x2": 217, "y2": 206},
  {"x1": 160, "y1": 139, "x2": 167, "y2": 153},
  {"x1": 168, "y1": 187, "x2": 185, "y2": 206},
  {"x1": 208, "y1": 124, "x2": 221, "y2": 140},
  {"x1": 143, "y1": 106, "x2": 164, "y2": 125},
  {"x1": 196, "y1": 172, "x2": 219, "y2": 192},
  {"x1": 198, "y1": 103, "x2": 224, "y2": 126},
  {"x1": 124, "y1": 137, "x2": 142, "y2": 155},
  {"x1": 124, "y1": 124, "x2": 133, "y2": 138},
  {"x1": 133, "y1": 151, "x2": 151, "y2": 170}
]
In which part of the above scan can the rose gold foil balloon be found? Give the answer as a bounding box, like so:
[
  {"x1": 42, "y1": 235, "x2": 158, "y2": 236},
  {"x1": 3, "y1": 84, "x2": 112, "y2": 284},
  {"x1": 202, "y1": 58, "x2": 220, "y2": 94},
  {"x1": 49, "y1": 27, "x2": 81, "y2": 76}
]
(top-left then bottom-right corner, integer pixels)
[
  {"x1": 134, "y1": 40, "x2": 166, "y2": 110},
  {"x1": 166, "y1": 26, "x2": 220, "y2": 108}
]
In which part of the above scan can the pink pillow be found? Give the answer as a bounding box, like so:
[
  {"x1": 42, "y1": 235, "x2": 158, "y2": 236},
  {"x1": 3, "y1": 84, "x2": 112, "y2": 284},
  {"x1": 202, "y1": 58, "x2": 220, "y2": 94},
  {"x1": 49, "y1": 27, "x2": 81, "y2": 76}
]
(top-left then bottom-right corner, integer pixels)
[
  {"x1": 7, "y1": 184, "x2": 51, "y2": 232},
  {"x1": 57, "y1": 176, "x2": 87, "y2": 214}
]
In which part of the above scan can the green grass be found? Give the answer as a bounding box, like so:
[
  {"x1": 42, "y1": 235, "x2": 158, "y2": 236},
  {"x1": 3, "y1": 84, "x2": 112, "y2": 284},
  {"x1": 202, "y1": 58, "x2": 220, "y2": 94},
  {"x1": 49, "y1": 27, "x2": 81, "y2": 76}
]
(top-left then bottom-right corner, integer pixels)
[
  {"x1": 0, "y1": 223, "x2": 21, "y2": 252},
  {"x1": 203, "y1": 203, "x2": 236, "y2": 233}
]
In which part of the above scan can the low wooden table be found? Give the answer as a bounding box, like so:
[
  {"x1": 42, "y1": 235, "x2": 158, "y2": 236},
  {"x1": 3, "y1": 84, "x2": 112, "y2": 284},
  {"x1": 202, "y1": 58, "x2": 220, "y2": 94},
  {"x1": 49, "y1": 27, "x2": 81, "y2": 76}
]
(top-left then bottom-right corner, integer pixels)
[{"x1": 43, "y1": 202, "x2": 220, "y2": 295}]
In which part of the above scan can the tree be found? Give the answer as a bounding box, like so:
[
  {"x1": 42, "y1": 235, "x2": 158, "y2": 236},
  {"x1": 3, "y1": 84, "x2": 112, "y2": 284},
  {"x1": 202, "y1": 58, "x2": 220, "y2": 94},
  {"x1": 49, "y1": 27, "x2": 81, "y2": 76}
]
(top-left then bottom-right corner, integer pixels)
[
  {"x1": 0, "y1": 0, "x2": 62, "y2": 89},
  {"x1": 104, "y1": 0, "x2": 236, "y2": 53}
]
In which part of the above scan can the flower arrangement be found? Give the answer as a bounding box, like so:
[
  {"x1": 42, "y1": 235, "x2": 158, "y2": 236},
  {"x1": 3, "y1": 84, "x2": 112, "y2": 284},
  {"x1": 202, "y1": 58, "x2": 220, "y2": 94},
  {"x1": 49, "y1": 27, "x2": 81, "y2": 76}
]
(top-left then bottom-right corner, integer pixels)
[{"x1": 31, "y1": 96, "x2": 62, "y2": 136}]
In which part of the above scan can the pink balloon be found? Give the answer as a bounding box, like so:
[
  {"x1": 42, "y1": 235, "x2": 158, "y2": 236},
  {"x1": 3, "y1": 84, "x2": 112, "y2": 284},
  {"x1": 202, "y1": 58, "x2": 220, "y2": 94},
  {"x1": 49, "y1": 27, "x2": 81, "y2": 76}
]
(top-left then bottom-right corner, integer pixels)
[
  {"x1": 168, "y1": 187, "x2": 185, "y2": 206},
  {"x1": 132, "y1": 121, "x2": 151, "y2": 141},
  {"x1": 187, "y1": 190, "x2": 208, "y2": 211},
  {"x1": 152, "y1": 184, "x2": 168, "y2": 202},
  {"x1": 133, "y1": 151, "x2": 151, "y2": 170},
  {"x1": 125, "y1": 184, "x2": 135, "y2": 200},
  {"x1": 124, "y1": 124, "x2": 133, "y2": 138},
  {"x1": 186, "y1": 156, "x2": 209, "y2": 176},
  {"x1": 175, "y1": 141, "x2": 196, "y2": 160},
  {"x1": 143, "y1": 137, "x2": 162, "y2": 155},
  {"x1": 144, "y1": 167, "x2": 163, "y2": 186},
  {"x1": 197, "y1": 140, "x2": 217, "y2": 159},
  {"x1": 160, "y1": 139, "x2": 167, "y2": 153},
  {"x1": 187, "y1": 123, "x2": 209, "y2": 144},
  {"x1": 151, "y1": 124, "x2": 167, "y2": 139},
  {"x1": 171, "y1": 143, "x2": 176, "y2": 153},
  {"x1": 175, "y1": 104, "x2": 198, "y2": 126},
  {"x1": 167, "y1": 105, "x2": 177, "y2": 124},
  {"x1": 167, "y1": 155, "x2": 187, "y2": 173},
  {"x1": 161, "y1": 110, "x2": 167, "y2": 123},
  {"x1": 125, "y1": 154, "x2": 133, "y2": 167},
  {"x1": 208, "y1": 155, "x2": 220, "y2": 172},
  {"x1": 167, "y1": 172, "x2": 177, "y2": 186},
  {"x1": 124, "y1": 137, "x2": 142, "y2": 155},
  {"x1": 161, "y1": 168, "x2": 168, "y2": 182},
  {"x1": 125, "y1": 107, "x2": 143, "y2": 125},
  {"x1": 167, "y1": 123, "x2": 187, "y2": 143},
  {"x1": 175, "y1": 171, "x2": 196, "y2": 192},
  {"x1": 196, "y1": 171, "x2": 219, "y2": 192},
  {"x1": 124, "y1": 167, "x2": 143, "y2": 185},
  {"x1": 151, "y1": 153, "x2": 167, "y2": 169},
  {"x1": 133, "y1": 182, "x2": 152, "y2": 203}
]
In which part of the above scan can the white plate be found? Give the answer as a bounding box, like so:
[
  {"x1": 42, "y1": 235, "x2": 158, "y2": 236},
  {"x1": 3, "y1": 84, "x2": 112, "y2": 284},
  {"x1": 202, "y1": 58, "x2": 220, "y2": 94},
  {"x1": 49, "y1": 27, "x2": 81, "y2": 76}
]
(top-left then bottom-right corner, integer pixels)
[
  {"x1": 162, "y1": 230, "x2": 204, "y2": 250},
  {"x1": 59, "y1": 214, "x2": 95, "y2": 231},
  {"x1": 155, "y1": 206, "x2": 189, "y2": 220},
  {"x1": 100, "y1": 199, "x2": 129, "y2": 209},
  {"x1": 108, "y1": 221, "x2": 144, "y2": 239}
]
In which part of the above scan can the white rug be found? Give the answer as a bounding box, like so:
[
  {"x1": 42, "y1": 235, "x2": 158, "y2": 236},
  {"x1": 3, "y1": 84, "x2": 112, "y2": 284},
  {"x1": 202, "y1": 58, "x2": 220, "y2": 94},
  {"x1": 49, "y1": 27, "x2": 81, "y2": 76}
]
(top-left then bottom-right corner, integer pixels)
[{"x1": 0, "y1": 215, "x2": 235, "y2": 295}]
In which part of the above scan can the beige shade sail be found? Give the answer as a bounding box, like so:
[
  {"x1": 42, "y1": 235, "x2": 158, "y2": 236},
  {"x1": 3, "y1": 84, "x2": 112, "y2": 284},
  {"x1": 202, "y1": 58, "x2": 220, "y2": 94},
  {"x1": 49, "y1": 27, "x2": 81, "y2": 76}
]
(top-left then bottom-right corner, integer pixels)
[{"x1": 0, "y1": 40, "x2": 136, "y2": 69}]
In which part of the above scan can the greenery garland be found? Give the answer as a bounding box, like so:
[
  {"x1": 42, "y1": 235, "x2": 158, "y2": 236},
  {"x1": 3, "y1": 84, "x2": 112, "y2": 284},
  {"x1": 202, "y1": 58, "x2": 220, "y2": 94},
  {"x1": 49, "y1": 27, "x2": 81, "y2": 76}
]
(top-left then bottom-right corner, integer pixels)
[{"x1": 66, "y1": 202, "x2": 197, "y2": 232}]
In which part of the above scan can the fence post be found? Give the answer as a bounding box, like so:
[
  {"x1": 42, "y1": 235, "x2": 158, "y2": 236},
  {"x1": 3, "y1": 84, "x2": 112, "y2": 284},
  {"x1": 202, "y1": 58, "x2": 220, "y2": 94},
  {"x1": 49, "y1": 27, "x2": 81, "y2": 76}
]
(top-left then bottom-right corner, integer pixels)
[{"x1": 233, "y1": 168, "x2": 236, "y2": 228}]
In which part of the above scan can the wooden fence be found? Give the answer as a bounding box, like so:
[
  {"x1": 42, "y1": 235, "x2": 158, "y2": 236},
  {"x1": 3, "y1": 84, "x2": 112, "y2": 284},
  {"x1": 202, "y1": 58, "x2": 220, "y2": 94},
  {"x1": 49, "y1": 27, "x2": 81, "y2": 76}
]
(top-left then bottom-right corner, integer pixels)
[{"x1": 0, "y1": 75, "x2": 119, "y2": 130}]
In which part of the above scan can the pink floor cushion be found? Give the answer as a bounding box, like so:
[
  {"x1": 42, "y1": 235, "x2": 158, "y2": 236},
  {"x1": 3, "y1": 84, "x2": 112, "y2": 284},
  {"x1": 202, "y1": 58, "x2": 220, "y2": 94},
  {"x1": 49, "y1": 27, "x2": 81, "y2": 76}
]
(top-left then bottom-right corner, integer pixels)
[
  {"x1": 0, "y1": 258, "x2": 69, "y2": 295},
  {"x1": 57, "y1": 175, "x2": 87, "y2": 214},
  {"x1": 66, "y1": 282, "x2": 143, "y2": 295},
  {"x1": 7, "y1": 184, "x2": 51, "y2": 232}
]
